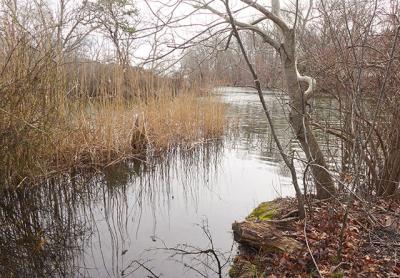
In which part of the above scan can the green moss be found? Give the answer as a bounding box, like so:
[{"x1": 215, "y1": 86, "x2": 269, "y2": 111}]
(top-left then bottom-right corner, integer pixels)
[
  {"x1": 246, "y1": 201, "x2": 278, "y2": 221},
  {"x1": 332, "y1": 271, "x2": 344, "y2": 278},
  {"x1": 229, "y1": 258, "x2": 263, "y2": 278}
]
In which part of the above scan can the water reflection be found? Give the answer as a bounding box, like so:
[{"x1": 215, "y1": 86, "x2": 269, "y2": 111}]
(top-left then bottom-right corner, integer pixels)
[
  {"x1": 0, "y1": 87, "x2": 341, "y2": 277},
  {"x1": 0, "y1": 175, "x2": 94, "y2": 276}
]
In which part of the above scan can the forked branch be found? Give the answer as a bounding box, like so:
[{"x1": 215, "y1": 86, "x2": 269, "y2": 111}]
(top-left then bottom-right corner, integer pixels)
[
  {"x1": 192, "y1": 1, "x2": 280, "y2": 50},
  {"x1": 240, "y1": 0, "x2": 289, "y2": 34}
]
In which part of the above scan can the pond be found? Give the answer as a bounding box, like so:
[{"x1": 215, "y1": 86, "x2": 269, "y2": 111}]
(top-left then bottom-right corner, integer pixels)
[{"x1": 0, "y1": 87, "x2": 339, "y2": 277}]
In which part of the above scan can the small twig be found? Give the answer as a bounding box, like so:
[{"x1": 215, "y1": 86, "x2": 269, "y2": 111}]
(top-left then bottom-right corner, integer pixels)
[
  {"x1": 304, "y1": 213, "x2": 324, "y2": 277},
  {"x1": 371, "y1": 241, "x2": 400, "y2": 247},
  {"x1": 281, "y1": 209, "x2": 300, "y2": 219},
  {"x1": 330, "y1": 261, "x2": 347, "y2": 273},
  {"x1": 122, "y1": 260, "x2": 160, "y2": 278},
  {"x1": 265, "y1": 216, "x2": 299, "y2": 223}
]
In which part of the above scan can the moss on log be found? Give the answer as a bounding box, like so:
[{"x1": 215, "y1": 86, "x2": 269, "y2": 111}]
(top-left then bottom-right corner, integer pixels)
[{"x1": 246, "y1": 201, "x2": 278, "y2": 221}]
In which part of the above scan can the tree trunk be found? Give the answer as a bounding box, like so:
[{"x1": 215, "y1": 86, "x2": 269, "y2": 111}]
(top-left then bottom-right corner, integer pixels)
[{"x1": 280, "y1": 31, "x2": 336, "y2": 199}]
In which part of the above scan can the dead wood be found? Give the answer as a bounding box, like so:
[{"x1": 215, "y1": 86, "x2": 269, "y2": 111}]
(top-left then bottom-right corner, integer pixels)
[{"x1": 232, "y1": 221, "x2": 303, "y2": 253}]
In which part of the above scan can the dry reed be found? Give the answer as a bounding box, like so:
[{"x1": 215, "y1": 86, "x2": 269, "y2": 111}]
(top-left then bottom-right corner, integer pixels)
[
  {"x1": 1, "y1": 89, "x2": 225, "y2": 186},
  {"x1": 54, "y1": 91, "x2": 225, "y2": 168},
  {"x1": 0, "y1": 2, "x2": 225, "y2": 187}
]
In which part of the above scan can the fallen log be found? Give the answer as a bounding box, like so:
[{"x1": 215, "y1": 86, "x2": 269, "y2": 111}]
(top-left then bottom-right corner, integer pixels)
[{"x1": 232, "y1": 221, "x2": 303, "y2": 253}]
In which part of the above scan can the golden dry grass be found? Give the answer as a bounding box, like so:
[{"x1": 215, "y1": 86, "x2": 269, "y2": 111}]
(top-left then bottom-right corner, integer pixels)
[
  {"x1": 1, "y1": 85, "x2": 225, "y2": 185},
  {"x1": 54, "y1": 91, "x2": 225, "y2": 168},
  {"x1": 144, "y1": 93, "x2": 225, "y2": 150},
  {"x1": 0, "y1": 31, "x2": 225, "y2": 186}
]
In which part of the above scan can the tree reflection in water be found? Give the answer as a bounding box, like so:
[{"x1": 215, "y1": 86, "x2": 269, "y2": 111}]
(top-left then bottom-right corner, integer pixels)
[{"x1": 0, "y1": 142, "x2": 224, "y2": 277}]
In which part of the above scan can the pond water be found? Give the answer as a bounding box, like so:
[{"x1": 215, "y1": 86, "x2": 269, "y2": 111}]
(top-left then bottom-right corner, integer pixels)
[{"x1": 0, "y1": 87, "x2": 339, "y2": 277}]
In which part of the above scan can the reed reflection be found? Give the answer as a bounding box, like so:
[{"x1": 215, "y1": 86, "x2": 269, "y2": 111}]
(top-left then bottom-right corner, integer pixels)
[{"x1": 0, "y1": 142, "x2": 224, "y2": 277}]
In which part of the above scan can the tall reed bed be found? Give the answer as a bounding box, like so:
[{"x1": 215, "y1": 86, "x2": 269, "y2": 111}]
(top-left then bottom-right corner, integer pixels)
[
  {"x1": 54, "y1": 91, "x2": 225, "y2": 169},
  {"x1": 0, "y1": 41, "x2": 225, "y2": 187}
]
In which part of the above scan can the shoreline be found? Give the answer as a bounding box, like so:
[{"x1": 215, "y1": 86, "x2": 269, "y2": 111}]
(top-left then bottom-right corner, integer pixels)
[{"x1": 229, "y1": 197, "x2": 400, "y2": 277}]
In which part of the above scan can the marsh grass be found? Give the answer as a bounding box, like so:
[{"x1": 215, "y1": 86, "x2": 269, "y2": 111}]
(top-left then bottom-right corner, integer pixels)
[
  {"x1": 144, "y1": 93, "x2": 225, "y2": 150},
  {"x1": 0, "y1": 39, "x2": 225, "y2": 186},
  {"x1": 54, "y1": 92, "x2": 225, "y2": 166}
]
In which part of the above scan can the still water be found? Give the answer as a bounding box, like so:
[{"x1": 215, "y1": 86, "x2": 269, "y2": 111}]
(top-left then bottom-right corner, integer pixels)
[{"x1": 0, "y1": 87, "x2": 337, "y2": 277}]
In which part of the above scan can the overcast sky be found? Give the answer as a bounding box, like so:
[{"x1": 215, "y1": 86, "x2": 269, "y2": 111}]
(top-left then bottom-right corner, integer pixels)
[
  {"x1": 131, "y1": 0, "x2": 307, "y2": 70},
  {"x1": 37, "y1": 0, "x2": 311, "y2": 70}
]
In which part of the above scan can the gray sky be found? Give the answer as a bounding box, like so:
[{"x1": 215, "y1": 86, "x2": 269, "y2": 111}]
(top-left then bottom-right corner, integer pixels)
[
  {"x1": 132, "y1": 0, "x2": 308, "y2": 70},
  {"x1": 28, "y1": 0, "x2": 311, "y2": 70}
]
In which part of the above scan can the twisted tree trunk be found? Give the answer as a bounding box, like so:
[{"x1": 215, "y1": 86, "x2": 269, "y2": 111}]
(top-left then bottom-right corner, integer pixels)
[
  {"x1": 280, "y1": 31, "x2": 336, "y2": 199},
  {"x1": 203, "y1": 0, "x2": 336, "y2": 199}
]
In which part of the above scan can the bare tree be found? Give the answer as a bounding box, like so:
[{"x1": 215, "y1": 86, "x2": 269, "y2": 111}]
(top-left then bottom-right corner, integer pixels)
[
  {"x1": 86, "y1": 0, "x2": 138, "y2": 65},
  {"x1": 223, "y1": 0, "x2": 305, "y2": 217},
  {"x1": 189, "y1": 0, "x2": 336, "y2": 199},
  {"x1": 86, "y1": 0, "x2": 139, "y2": 98},
  {"x1": 305, "y1": 0, "x2": 400, "y2": 197}
]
